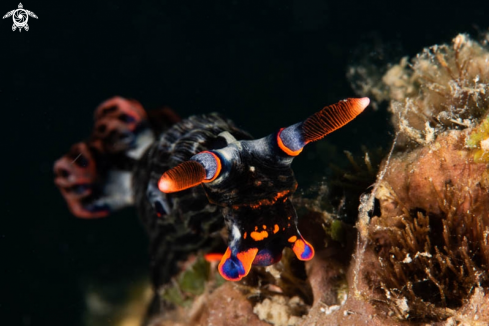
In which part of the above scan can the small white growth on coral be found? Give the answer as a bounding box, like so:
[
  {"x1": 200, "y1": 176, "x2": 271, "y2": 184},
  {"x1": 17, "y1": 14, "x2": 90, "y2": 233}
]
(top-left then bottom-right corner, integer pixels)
[
  {"x1": 337, "y1": 282, "x2": 348, "y2": 306},
  {"x1": 480, "y1": 138, "x2": 489, "y2": 152},
  {"x1": 319, "y1": 303, "x2": 341, "y2": 315},
  {"x1": 424, "y1": 121, "x2": 435, "y2": 144},
  {"x1": 265, "y1": 264, "x2": 282, "y2": 279},
  {"x1": 253, "y1": 296, "x2": 306, "y2": 326},
  {"x1": 402, "y1": 254, "x2": 412, "y2": 263},
  {"x1": 414, "y1": 252, "x2": 432, "y2": 259},
  {"x1": 395, "y1": 297, "x2": 409, "y2": 316}
]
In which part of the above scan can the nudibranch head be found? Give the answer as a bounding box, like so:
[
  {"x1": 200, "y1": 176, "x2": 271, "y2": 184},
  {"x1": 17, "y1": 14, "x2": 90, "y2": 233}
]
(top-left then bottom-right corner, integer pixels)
[{"x1": 158, "y1": 98, "x2": 369, "y2": 281}]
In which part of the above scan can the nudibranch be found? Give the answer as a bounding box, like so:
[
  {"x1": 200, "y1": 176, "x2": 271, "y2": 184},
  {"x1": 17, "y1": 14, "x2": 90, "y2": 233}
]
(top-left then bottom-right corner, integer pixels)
[
  {"x1": 54, "y1": 96, "x2": 368, "y2": 290},
  {"x1": 157, "y1": 97, "x2": 369, "y2": 280}
]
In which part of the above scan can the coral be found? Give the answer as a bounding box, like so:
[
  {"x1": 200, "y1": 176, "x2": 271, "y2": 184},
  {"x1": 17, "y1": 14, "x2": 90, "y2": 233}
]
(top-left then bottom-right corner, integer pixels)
[
  {"x1": 445, "y1": 287, "x2": 489, "y2": 325},
  {"x1": 151, "y1": 282, "x2": 270, "y2": 326},
  {"x1": 365, "y1": 124, "x2": 489, "y2": 321},
  {"x1": 377, "y1": 129, "x2": 489, "y2": 217},
  {"x1": 327, "y1": 147, "x2": 384, "y2": 223},
  {"x1": 145, "y1": 234, "x2": 315, "y2": 326},
  {"x1": 334, "y1": 32, "x2": 489, "y2": 326},
  {"x1": 466, "y1": 112, "x2": 489, "y2": 162},
  {"x1": 368, "y1": 208, "x2": 489, "y2": 320},
  {"x1": 253, "y1": 296, "x2": 306, "y2": 326},
  {"x1": 356, "y1": 34, "x2": 489, "y2": 147},
  {"x1": 349, "y1": 33, "x2": 489, "y2": 323}
]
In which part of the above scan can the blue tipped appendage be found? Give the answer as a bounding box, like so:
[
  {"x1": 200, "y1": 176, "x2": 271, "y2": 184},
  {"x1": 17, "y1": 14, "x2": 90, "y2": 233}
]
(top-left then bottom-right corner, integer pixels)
[
  {"x1": 220, "y1": 256, "x2": 245, "y2": 280},
  {"x1": 300, "y1": 242, "x2": 314, "y2": 260}
]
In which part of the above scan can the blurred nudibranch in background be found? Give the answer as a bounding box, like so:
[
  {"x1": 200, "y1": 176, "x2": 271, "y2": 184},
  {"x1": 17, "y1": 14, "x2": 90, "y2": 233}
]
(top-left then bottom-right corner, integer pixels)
[{"x1": 53, "y1": 95, "x2": 368, "y2": 305}]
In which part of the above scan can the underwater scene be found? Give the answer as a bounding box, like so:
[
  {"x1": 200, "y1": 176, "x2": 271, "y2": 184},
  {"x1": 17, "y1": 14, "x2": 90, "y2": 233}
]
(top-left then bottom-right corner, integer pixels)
[{"x1": 3, "y1": 1, "x2": 489, "y2": 325}]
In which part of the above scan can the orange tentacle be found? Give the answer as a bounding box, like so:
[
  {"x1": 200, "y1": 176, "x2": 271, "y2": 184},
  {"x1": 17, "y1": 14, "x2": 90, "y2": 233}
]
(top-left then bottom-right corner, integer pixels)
[
  {"x1": 158, "y1": 161, "x2": 206, "y2": 193},
  {"x1": 302, "y1": 97, "x2": 369, "y2": 143}
]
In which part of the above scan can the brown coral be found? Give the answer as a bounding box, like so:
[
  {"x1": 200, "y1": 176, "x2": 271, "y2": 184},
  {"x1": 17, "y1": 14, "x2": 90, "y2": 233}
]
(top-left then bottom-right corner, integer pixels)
[
  {"x1": 355, "y1": 34, "x2": 489, "y2": 147},
  {"x1": 349, "y1": 33, "x2": 489, "y2": 323}
]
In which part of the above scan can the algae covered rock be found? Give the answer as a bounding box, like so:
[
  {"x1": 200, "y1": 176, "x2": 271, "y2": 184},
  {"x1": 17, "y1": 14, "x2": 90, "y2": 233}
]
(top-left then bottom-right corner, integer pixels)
[
  {"x1": 374, "y1": 34, "x2": 489, "y2": 147},
  {"x1": 351, "y1": 33, "x2": 489, "y2": 324}
]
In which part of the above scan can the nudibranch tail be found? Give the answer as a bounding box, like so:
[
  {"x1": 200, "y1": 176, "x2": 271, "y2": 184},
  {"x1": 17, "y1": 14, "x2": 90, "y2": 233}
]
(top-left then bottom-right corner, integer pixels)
[
  {"x1": 218, "y1": 247, "x2": 258, "y2": 281},
  {"x1": 158, "y1": 161, "x2": 206, "y2": 193},
  {"x1": 302, "y1": 97, "x2": 369, "y2": 143}
]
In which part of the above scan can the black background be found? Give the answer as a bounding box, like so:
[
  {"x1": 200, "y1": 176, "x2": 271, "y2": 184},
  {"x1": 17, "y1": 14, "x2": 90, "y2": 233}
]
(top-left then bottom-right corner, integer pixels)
[{"x1": 1, "y1": 1, "x2": 487, "y2": 325}]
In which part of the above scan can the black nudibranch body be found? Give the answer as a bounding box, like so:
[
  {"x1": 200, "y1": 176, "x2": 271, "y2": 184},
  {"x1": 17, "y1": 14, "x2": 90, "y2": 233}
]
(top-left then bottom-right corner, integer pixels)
[
  {"x1": 158, "y1": 97, "x2": 369, "y2": 280},
  {"x1": 54, "y1": 96, "x2": 368, "y2": 289}
]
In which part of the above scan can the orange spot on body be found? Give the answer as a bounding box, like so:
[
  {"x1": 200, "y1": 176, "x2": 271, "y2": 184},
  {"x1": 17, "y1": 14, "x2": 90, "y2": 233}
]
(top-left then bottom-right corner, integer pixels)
[
  {"x1": 244, "y1": 232, "x2": 247, "y2": 239},
  {"x1": 255, "y1": 226, "x2": 258, "y2": 231},
  {"x1": 241, "y1": 190, "x2": 291, "y2": 209},
  {"x1": 273, "y1": 224, "x2": 279, "y2": 234},
  {"x1": 288, "y1": 236, "x2": 297, "y2": 243},
  {"x1": 262, "y1": 225, "x2": 267, "y2": 230},
  {"x1": 250, "y1": 231, "x2": 269, "y2": 241}
]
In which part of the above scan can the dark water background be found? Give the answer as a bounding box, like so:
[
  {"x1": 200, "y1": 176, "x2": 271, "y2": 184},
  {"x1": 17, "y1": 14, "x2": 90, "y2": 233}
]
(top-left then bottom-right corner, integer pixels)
[{"x1": 1, "y1": 0, "x2": 487, "y2": 325}]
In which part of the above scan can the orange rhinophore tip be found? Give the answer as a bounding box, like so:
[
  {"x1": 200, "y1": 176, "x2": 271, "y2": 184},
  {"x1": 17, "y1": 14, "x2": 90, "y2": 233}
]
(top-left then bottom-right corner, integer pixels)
[
  {"x1": 302, "y1": 97, "x2": 369, "y2": 144},
  {"x1": 158, "y1": 161, "x2": 206, "y2": 193}
]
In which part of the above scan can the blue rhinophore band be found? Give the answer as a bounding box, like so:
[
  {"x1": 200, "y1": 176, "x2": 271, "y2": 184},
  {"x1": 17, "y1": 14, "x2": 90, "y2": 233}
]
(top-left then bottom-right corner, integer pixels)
[
  {"x1": 280, "y1": 122, "x2": 306, "y2": 151},
  {"x1": 191, "y1": 151, "x2": 219, "y2": 180}
]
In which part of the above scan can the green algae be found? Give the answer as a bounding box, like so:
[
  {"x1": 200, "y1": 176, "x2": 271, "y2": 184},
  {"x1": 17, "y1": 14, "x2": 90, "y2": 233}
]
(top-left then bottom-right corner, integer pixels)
[
  {"x1": 161, "y1": 254, "x2": 223, "y2": 307},
  {"x1": 466, "y1": 114, "x2": 489, "y2": 163}
]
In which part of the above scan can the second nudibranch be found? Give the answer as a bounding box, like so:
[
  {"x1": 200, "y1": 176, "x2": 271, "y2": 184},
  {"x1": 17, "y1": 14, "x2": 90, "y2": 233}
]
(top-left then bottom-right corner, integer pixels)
[{"x1": 158, "y1": 97, "x2": 370, "y2": 281}]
